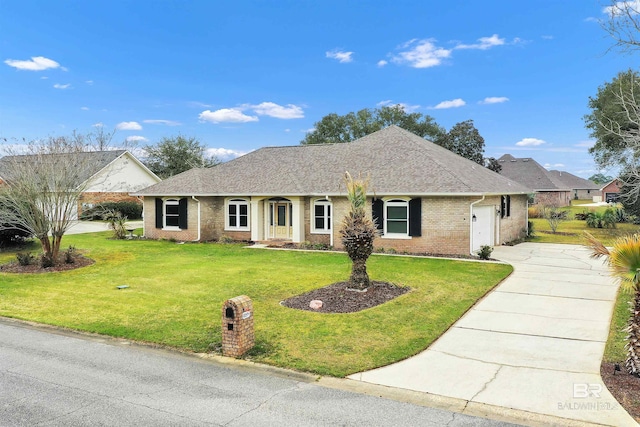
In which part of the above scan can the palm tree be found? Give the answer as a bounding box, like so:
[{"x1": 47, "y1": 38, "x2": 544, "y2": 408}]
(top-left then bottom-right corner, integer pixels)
[
  {"x1": 586, "y1": 232, "x2": 640, "y2": 376},
  {"x1": 340, "y1": 172, "x2": 378, "y2": 290}
]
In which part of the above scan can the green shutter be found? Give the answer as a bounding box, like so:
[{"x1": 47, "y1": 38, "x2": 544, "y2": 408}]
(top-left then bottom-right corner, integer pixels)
[
  {"x1": 178, "y1": 198, "x2": 188, "y2": 229},
  {"x1": 155, "y1": 198, "x2": 163, "y2": 229},
  {"x1": 409, "y1": 198, "x2": 421, "y2": 236},
  {"x1": 372, "y1": 199, "x2": 384, "y2": 231}
]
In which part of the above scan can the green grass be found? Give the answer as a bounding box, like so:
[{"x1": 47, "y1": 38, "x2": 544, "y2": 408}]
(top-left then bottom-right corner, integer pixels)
[
  {"x1": 528, "y1": 202, "x2": 640, "y2": 246},
  {"x1": 603, "y1": 287, "x2": 630, "y2": 363},
  {"x1": 0, "y1": 232, "x2": 512, "y2": 377}
]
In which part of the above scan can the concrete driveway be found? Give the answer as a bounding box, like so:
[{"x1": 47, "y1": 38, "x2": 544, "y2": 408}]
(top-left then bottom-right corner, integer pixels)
[
  {"x1": 65, "y1": 220, "x2": 143, "y2": 235},
  {"x1": 348, "y1": 243, "x2": 637, "y2": 426}
]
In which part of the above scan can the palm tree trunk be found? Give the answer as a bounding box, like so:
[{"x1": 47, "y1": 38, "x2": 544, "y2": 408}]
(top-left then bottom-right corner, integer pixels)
[
  {"x1": 349, "y1": 259, "x2": 370, "y2": 290},
  {"x1": 625, "y1": 288, "x2": 640, "y2": 376}
]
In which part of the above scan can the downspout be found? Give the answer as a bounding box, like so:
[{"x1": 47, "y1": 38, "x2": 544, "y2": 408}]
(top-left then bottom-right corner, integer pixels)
[
  {"x1": 326, "y1": 195, "x2": 334, "y2": 248},
  {"x1": 191, "y1": 196, "x2": 201, "y2": 242},
  {"x1": 469, "y1": 195, "x2": 485, "y2": 255}
]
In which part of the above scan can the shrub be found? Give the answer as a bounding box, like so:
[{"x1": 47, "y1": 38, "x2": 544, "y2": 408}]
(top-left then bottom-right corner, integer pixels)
[
  {"x1": 0, "y1": 225, "x2": 31, "y2": 248},
  {"x1": 528, "y1": 205, "x2": 543, "y2": 218},
  {"x1": 80, "y1": 201, "x2": 142, "y2": 220},
  {"x1": 574, "y1": 210, "x2": 589, "y2": 221},
  {"x1": 40, "y1": 253, "x2": 54, "y2": 268},
  {"x1": 586, "y1": 208, "x2": 617, "y2": 229},
  {"x1": 477, "y1": 245, "x2": 493, "y2": 260},
  {"x1": 103, "y1": 209, "x2": 128, "y2": 239},
  {"x1": 219, "y1": 235, "x2": 234, "y2": 244},
  {"x1": 64, "y1": 246, "x2": 77, "y2": 264},
  {"x1": 16, "y1": 252, "x2": 34, "y2": 266}
]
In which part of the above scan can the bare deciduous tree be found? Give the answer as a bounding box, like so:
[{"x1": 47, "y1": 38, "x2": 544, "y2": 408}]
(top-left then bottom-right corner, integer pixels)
[
  {"x1": 601, "y1": 1, "x2": 640, "y2": 54},
  {"x1": 0, "y1": 136, "x2": 98, "y2": 265}
]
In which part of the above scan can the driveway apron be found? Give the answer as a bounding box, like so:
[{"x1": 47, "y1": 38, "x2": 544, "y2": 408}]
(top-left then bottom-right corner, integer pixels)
[{"x1": 348, "y1": 243, "x2": 637, "y2": 426}]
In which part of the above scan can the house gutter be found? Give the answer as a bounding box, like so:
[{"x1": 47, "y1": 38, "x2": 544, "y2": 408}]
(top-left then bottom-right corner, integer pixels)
[
  {"x1": 191, "y1": 196, "x2": 201, "y2": 242},
  {"x1": 469, "y1": 195, "x2": 485, "y2": 255}
]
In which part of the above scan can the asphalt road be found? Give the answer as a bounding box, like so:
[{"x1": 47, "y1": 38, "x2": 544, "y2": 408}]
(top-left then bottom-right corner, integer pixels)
[{"x1": 0, "y1": 319, "x2": 518, "y2": 426}]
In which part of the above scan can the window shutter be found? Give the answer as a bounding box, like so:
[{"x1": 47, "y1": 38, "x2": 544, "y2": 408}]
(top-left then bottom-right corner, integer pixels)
[
  {"x1": 178, "y1": 198, "x2": 188, "y2": 229},
  {"x1": 409, "y1": 198, "x2": 422, "y2": 237},
  {"x1": 155, "y1": 198, "x2": 163, "y2": 229},
  {"x1": 506, "y1": 195, "x2": 511, "y2": 217},
  {"x1": 372, "y1": 199, "x2": 384, "y2": 231},
  {"x1": 500, "y1": 196, "x2": 506, "y2": 218}
]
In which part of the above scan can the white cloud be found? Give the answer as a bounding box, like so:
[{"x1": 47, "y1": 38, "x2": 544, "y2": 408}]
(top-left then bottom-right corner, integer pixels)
[
  {"x1": 376, "y1": 100, "x2": 420, "y2": 112},
  {"x1": 207, "y1": 147, "x2": 249, "y2": 160},
  {"x1": 455, "y1": 34, "x2": 505, "y2": 50},
  {"x1": 53, "y1": 83, "x2": 71, "y2": 89},
  {"x1": 80, "y1": 106, "x2": 89, "y2": 111},
  {"x1": 284, "y1": 129, "x2": 291, "y2": 132},
  {"x1": 199, "y1": 108, "x2": 258, "y2": 124},
  {"x1": 391, "y1": 39, "x2": 452, "y2": 68},
  {"x1": 40, "y1": 76, "x2": 48, "y2": 80},
  {"x1": 250, "y1": 102, "x2": 304, "y2": 119},
  {"x1": 116, "y1": 121, "x2": 142, "y2": 130},
  {"x1": 515, "y1": 137, "x2": 546, "y2": 147},
  {"x1": 584, "y1": 17, "x2": 599, "y2": 22},
  {"x1": 543, "y1": 163, "x2": 565, "y2": 169},
  {"x1": 326, "y1": 50, "x2": 354, "y2": 63},
  {"x1": 377, "y1": 60, "x2": 388, "y2": 67},
  {"x1": 432, "y1": 98, "x2": 466, "y2": 109},
  {"x1": 574, "y1": 140, "x2": 595, "y2": 148},
  {"x1": 302, "y1": 128, "x2": 316, "y2": 133},
  {"x1": 541, "y1": 35, "x2": 554, "y2": 40},
  {"x1": 479, "y1": 96, "x2": 509, "y2": 104},
  {"x1": 603, "y1": 1, "x2": 640, "y2": 16},
  {"x1": 85, "y1": 80, "x2": 94, "y2": 85},
  {"x1": 188, "y1": 101, "x2": 213, "y2": 108},
  {"x1": 4, "y1": 56, "x2": 63, "y2": 71},
  {"x1": 126, "y1": 135, "x2": 148, "y2": 142},
  {"x1": 143, "y1": 119, "x2": 181, "y2": 126}
]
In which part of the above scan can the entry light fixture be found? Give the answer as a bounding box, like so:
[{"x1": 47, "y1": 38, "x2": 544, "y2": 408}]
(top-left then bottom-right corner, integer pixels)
[{"x1": 472, "y1": 214, "x2": 477, "y2": 222}]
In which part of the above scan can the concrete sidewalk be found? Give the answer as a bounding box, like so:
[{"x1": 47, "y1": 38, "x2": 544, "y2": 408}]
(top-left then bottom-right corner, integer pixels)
[
  {"x1": 65, "y1": 220, "x2": 143, "y2": 235},
  {"x1": 348, "y1": 243, "x2": 637, "y2": 426}
]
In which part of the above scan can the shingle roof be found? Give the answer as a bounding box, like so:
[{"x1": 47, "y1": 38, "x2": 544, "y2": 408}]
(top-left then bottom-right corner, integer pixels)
[
  {"x1": 0, "y1": 150, "x2": 127, "y2": 183},
  {"x1": 547, "y1": 170, "x2": 600, "y2": 191},
  {"x1": 497, "y1": 154, "x2": 570, "y2": 192},
  {"x1": 135, "y1": 126, "x2": 530, "y2": 197}
]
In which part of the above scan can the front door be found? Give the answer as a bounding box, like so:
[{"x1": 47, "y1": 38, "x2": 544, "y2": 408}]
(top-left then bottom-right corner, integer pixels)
[
  {"x1": 472, "y1": 206, "x2": 494, "y2": 252},
  {"x1": 269, "y1": 202, "x2": 292, "y2": 239}
]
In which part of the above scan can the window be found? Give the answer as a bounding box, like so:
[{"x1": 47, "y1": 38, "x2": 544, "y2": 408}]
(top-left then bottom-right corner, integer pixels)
[
  {"x1": 226, "y1": 199, "x2": 250, "y2": 230},
  {"x1": 386, "y1": 199, "x2": 409, "y2": 235},
  {"x1": 372, "y1": 198, "x2": 421, "y2": 238},
  {"x1": 312, "y1": 199, "x2": 332, "y2": 233},
  {"x1": 155, "y1": 198, "x2": 188, "y2": 230},
  {"x1": 501, "y1": 195, "x2": 511, "y2": 218},
  {"x1": 165, "y1": 199, "x2": 180, "y2": 227}
]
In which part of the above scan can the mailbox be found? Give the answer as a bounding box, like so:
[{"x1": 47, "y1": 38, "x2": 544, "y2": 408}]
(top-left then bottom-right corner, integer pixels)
[{"x1": 221, "y1": 295, "x2": 254, "y2": 357}]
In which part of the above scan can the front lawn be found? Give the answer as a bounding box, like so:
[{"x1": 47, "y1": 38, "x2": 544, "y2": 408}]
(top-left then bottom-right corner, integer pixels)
[{"x1": 0, "y1": 232, "x2": 512, "y2": 377}]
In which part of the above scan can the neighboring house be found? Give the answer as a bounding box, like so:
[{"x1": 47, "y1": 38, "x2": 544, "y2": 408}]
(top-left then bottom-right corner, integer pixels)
[
  {"x1": 133, "y1": 126, "x2": 530, "y2": 256},
  {"x1": 0, "y1": 150, "x2": 160, "y2": 218},
  {"x1": 497, "y1": 154, "x2": 572, "y2": 206},
  {"x1": 546, "y1": 170, "x2": 601, "y2": 200},
  {"x1": 601, "y1": 179, "x2": 621, "y2": 203}
]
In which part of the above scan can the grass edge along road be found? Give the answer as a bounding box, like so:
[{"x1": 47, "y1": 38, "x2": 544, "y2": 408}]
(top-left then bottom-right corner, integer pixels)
[{"x1": 0, "y1": 231, "x2": 511, "y2": 377}]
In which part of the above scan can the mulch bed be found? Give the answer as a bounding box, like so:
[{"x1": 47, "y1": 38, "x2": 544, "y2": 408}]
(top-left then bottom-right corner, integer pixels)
[
  {"x1": 601, "y1": 362, "x2": 640, "y2": 422},
  {"x1": 281, "y1": 281, "x2": 410, "y2": 313},
  {"x1": 0, "y1": 255, "x2": 94, "y2": 273}
]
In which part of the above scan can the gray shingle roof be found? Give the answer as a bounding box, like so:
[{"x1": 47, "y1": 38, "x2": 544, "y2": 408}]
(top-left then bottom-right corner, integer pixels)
[
  {"x1": 547, "y1": 170, "x2": 600, "y2": 191},
  {"x1": 497, "y1": 154, "x2": 571, "y2": 192},
  {"x1": 0, "y1": 150, "x2": 127, "y2": 183},
  {"x1": 135, "y1": 126, "x2": 530, "y2": 197}
]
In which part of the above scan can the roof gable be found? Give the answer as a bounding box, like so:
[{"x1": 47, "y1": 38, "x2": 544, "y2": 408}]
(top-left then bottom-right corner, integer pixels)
[
  {"x1": 497, "y1": 154, "x2": 570, "y2": 192},
  {"x1": 136, "y1": 126, "x2": 530, "y2": 196},
  {"x1": 547, "y1": 170, "x2": 600, "y2": 190}
]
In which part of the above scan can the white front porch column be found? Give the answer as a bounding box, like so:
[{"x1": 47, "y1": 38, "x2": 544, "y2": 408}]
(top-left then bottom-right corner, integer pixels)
[
  {"x1": 290, "y1": 197, "x2": 304, "y2": 243},
  {"x1": 250, "y1": 197, "x2": 265, "y2": 241}
]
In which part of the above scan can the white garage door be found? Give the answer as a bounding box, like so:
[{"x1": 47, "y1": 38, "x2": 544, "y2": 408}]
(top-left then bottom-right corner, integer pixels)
[{"x1": 472, "y1": 206, "x2": 494, "y2": 252}]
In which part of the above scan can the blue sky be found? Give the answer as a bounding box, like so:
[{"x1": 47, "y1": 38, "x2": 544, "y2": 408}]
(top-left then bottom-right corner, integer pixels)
[{"x1": 2, "y1": 1, "x2": 640, "y2": 178}]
